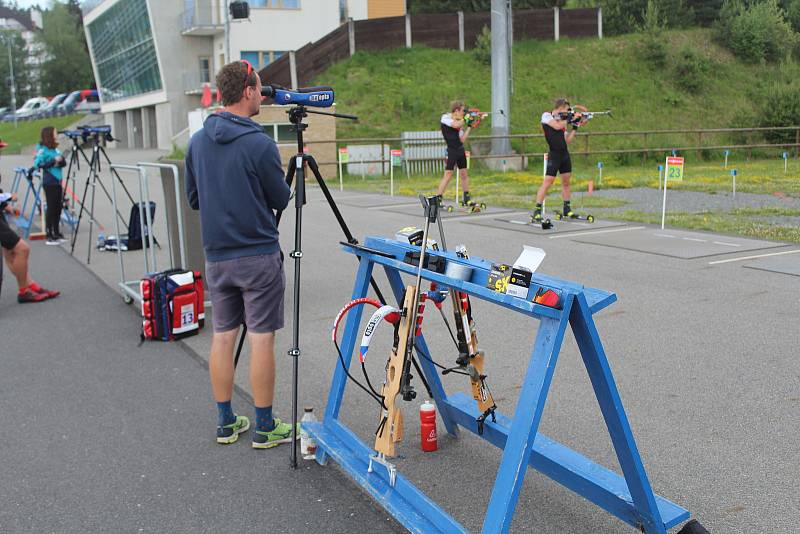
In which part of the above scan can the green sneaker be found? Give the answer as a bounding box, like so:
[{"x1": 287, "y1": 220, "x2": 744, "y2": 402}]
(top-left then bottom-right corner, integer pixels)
[
  {"x1": 252, "y1": 418, "x2": 301, "y2": 449},
  {"x1": 216, "y1": 415, "x2": 250, "y2": 444}
]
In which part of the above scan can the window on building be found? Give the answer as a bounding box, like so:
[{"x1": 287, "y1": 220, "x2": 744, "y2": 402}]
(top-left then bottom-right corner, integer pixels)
[
  {"x1": 199, "y1": 57, "x2": 211, "y2": 84},
  {"x1": 250, "y1": 0, "x2": 300, "y2": 8},
  {"x1": 242, "y1": 51, "x2": 284, "y2": 68},
  {"x1": 240, "y1": 51, "x2": 260, "y2": 68},
  {"x1": 261, "y1": 123, "x2": 295, "y2": 144},
  {"x1": 86, "y1": 0, "x2": 163, "y2": 102}
]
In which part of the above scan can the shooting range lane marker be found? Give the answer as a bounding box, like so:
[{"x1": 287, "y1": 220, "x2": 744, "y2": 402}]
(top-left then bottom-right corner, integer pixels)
[
  {"x1": 548, "y1": 225, "x2": 645, "y2": 240},
  {"x1": 572, "y1": 226, "x2": 785, "y2": 259},
  {"x1": 366, "y1": 202, "x2": 422, "y2": 210},
  {"x1": 461, "y1": 215, "x2": 624, "y2": 236},
  {"x1": 707, "y1": 249, "x2": 800, "y2": 265}
]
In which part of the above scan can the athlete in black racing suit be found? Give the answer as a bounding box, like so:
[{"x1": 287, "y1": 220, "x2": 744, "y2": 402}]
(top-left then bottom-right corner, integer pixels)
[{"x1": 532, "y1": 98, "x2": 586, "y2": 221}]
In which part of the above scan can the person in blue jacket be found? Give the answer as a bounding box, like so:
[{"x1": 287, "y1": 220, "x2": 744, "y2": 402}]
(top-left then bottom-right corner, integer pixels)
[
  {"x1": 34, "y1": 126, "x2": 66, "y2": 244},
  {"x1": 186, "y1": 60, "x2": 295, "y2": 449}
]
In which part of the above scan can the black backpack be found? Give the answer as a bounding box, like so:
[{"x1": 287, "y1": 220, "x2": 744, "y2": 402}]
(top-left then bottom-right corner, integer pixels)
[{"x1": 126, "y1": 201, "x2": 157, "y2": 251}]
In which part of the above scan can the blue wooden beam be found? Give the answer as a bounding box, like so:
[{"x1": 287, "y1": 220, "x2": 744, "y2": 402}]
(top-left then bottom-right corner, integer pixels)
[
  {"x1": 441, "y1": 393, "x2": 689, "y2": 531},
  {"x1": 305, "y1": 419, "x2": 467, "y2": 534}
]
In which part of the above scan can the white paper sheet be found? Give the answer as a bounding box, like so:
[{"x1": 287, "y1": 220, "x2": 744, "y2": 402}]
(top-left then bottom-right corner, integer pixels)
[{"x1": 513, "y1": 245, "x2": 546, "y2": 273}]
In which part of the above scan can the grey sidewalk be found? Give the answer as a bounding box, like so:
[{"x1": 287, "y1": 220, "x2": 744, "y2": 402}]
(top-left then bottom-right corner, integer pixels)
[{"x1": 0, "y1": 242, "x2": 398, "y2": 533}]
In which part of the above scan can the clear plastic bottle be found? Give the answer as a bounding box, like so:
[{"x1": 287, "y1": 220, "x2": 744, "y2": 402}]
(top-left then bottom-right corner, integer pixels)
[{"x1": 300, "y1": 407, "x2": 318, "y2": 460}]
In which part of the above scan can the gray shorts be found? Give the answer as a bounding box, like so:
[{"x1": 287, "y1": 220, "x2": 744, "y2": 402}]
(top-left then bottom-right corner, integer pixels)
[{"x1": 205, "y1": 251, "x2": 285, "y2": 334}]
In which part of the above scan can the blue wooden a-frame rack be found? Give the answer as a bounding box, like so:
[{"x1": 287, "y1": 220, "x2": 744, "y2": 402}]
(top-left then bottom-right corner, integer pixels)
[
  {"x1": 303, "y1": 236, "x2": 690, "y2": 533},
  {"x1": 12, "y1": 169, "x2": 43, "y2": 239}
]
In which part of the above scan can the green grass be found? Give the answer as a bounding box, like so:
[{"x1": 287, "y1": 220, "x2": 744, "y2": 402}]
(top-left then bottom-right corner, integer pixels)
[
  {"x1": 317, "y1": 29, "x2": 780, "y2": 151},
  {"x1": 0, "y1": 115, "x2": 82, "y2": 154},
  {"x1": 339, "y1": 154, "x2": 800, "y2": 199}
]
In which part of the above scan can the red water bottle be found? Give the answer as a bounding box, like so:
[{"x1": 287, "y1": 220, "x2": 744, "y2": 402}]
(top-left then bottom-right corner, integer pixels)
[{"x1": 420, "y1": 400, "x2": 438, "y2": 452}]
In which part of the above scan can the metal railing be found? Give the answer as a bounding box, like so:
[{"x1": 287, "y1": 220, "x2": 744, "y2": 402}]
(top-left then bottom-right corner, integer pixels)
[
  {"x1": 179, "y1": 1, "x2": 223, "y2": 33},
  {"x1": 182, "y1": 71, "x2": 215, "y2": 94},
  {"x1": 307, "y1": 126, "x2": 800, "y2": 172}
]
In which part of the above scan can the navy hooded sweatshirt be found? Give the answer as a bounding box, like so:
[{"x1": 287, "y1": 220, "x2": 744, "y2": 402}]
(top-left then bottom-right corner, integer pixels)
[{"x1": 185, "y1": 111, "x2": 291, "y2": 262}]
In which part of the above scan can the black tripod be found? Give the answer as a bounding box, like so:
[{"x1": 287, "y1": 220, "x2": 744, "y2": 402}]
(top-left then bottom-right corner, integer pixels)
[
  {"x1": 60, "y1": 134, "x2": 94, "y2": 241},
  {"x1": 69, "y1": 133, "x2": 137, "y2": 264},
  {"x1": 232, "y1": 104, "x2": 432, "y2": 468}
]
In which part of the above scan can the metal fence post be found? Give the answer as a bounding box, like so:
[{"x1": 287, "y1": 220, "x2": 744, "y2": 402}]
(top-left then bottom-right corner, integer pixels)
[
  {"x1": 406, "y1": 13, "x2": 412, "y2": 48},
  {"x1": 458, "y1": 11, "x2": 465, "y2": 52},
  {"x1": 554, "y1": 7, "x2": 560, "y2": 42},
  {"x1": 289, "y1": 51, "x2": 298, "y2": 90},
  {"x1": 597, "y1": 7, "x2": 603, "y2": 39},
  {"x1": 348, "y1": 18, "x2": 355, "y2": 56}
]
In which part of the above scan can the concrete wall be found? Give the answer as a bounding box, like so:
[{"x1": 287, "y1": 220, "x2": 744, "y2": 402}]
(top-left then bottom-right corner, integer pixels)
[
  {"x1": 149, "y1": 0, "x2": 210, "y2": 150},
  {"x1": 252, "y1": 104, "x2": 337, "y2": 178}
]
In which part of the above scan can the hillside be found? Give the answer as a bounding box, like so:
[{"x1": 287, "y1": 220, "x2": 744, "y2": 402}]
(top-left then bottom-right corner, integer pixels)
[{"x1": 316, "y1": 29, "x2": 783, "y2": 153}]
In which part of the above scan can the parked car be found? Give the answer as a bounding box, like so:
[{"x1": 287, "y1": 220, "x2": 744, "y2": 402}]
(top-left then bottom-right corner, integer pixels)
[
  {"x1": 15, "y1": 97, "x2": 49, "y2": 119},
  {"x1": 37, "y1": 93, "x2": 67, "y2": 118},
  {"x1": 58, "y1": 89, "x2": 98, "y2": 115},
  {"x1": 74, "y1": 90, "x2": 100, "y2": 114}
]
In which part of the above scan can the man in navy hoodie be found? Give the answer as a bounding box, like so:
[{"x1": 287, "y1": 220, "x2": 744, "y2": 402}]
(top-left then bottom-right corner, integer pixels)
[{"x1": 186, "y1": 60, "x2": 296, "y2": 449}]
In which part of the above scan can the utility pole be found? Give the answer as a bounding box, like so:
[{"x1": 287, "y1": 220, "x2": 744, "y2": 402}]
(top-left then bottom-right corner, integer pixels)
[
  {"x1": 491, "y1": 0, "x2": 510, "y2": 156},
  {"x1": 224, "y1": 0, "x2": 231, "y2": 64},
  {"x1": 1, "y1": 33, "x2": 18, "y2": 129}
]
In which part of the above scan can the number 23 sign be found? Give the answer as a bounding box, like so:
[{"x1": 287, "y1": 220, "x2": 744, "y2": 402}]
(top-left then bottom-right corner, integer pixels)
[{"x1": 665, "y1": 156, "x2": 684, "y2": 182}]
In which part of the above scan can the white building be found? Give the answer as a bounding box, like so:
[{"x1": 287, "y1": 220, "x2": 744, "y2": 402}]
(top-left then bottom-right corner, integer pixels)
[
  {"x1": 0, "y1": 6, "x2": 45, "y2": 96},
  {"x1": 83, "y1": 0, "x2": 404, "y2": 150}
]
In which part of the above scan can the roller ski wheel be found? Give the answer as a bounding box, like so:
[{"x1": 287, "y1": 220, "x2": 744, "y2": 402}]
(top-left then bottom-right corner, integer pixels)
[
  {"x1": 461, "y1": 200, "x2": 486, "y2": 213},
  {"x1": 541, "y1": 218, "x2": 553, "y2": 230},
  {"x1": 446, "y1": 205, "x2": 455, "y2": 213},
  {"x1": 554, "y1": 210, "x2": 594, "y2": 222}
]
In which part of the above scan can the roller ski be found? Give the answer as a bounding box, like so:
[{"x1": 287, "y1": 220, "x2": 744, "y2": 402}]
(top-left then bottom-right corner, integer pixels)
[
  {"x1": 444, "y1": 192, "x2": 485, "y2": 214},
  {"x1": 554, "y1": 210, "x2": 595, "y2": 223},
  {"x1": 529, "y1": 208, "x2": 553, "y2": 230}
]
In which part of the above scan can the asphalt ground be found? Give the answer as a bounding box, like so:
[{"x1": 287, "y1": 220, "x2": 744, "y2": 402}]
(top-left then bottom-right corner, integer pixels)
[
  {"x1": 2, "y1": 149, "x2": 799, "y2": 533},
  {"x1": 0, "y1": 242, "x2": 398, "y2": 534}
]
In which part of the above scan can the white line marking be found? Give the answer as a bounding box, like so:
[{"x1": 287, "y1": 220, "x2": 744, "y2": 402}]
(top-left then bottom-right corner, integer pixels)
[
  {"x1": 653, "y1": 233, "x2": 677, "y2": 238},
  {"x1": 712, "y1": 241, "x2": 742, "y2": 247},
  {"x1": 708, "y1": 249, "x2": 800, "y2": 265},
  {"x1": 682, "y1": 237, "x2": 707, "y2": 243},
  {"x1": 367, "y1": 202, "x2": 420, "y2": 210},
  {"x1": 549, "y1": 226, "x2": 645, "y2": 239}
]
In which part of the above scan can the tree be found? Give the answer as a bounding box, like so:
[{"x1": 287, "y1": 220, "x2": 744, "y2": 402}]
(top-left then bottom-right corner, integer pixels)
[
  {"x1": 37, "y1": 2, "x2": 94, "y2": 96},
  {"x1": 0, "y1": 29, "x2": 34, "y2": 108}
]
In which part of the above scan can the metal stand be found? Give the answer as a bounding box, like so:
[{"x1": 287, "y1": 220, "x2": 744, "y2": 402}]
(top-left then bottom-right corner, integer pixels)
[
  {"x1": 231, "y1": 104, "x2": 433, "y2": 468},
  {"x1": 12, "y1": 170, "x2": 43, "y2": 239},
  {"x1": 60, "y1": 136, "x2": 93, "y2": 236},
  {"x1": 304, "y1": 236, "x2": 691, "y2": 533},
  {"x1": 69, "y1": 135, "x2": 137, "y2": 264}
]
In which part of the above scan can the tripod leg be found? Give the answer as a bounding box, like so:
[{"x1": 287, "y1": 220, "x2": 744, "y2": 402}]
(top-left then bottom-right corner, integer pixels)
[
  {"x1": 70, "y1": 167, "x2": 95, "y2": 255},
  {"x1": 87, "y1": 169, "x2": 98, "y2": 264},
  {"x1": 233, "y1": 324, "x2": 247, "y2": 368},
  {"x1": 304, "y1": 156, "x2": 435, "y2": 403},
  {"x1": 93, "y1": 169, "x2": 131, "y2": 232},
  {"x1": 305, "y1": 156, "x2": 388, "y2": 304}
]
